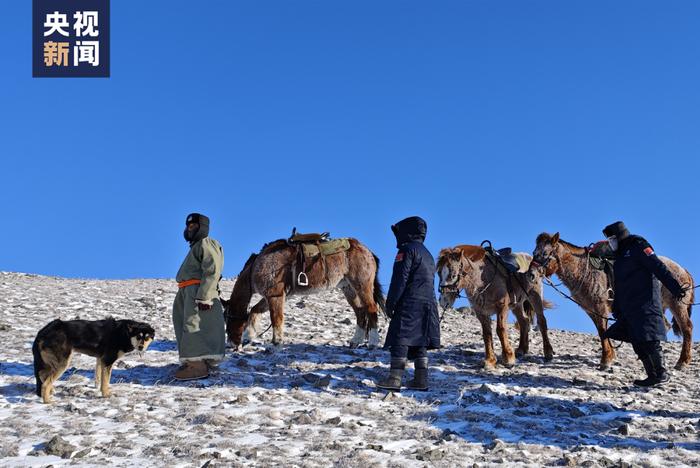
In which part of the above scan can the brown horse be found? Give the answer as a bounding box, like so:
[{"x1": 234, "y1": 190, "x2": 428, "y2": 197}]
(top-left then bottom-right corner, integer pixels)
[
  {"x1": 437, "y1": 245, "x2": 554, "y2": 369},
  {"x1": 223, "y1": 238, "x2": 385, "y2": 349},
  {"x1": 532, "y1": 232, "x2": 694, "y2": 370}
]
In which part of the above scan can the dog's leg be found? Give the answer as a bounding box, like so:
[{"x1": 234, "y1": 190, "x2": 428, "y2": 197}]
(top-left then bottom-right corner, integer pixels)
[
  {"x1": 100, "y1": 364, "x2": 113, "y2": 398},
  {"x1": 39, "y1": 350, "x2": 71, "y2": 404},
  {"x1": 40, "y1": 364, "x2": 70, "y2": 404},
  {"x1": 95, "y1": 359, "x2": 103, "y2": 390}
]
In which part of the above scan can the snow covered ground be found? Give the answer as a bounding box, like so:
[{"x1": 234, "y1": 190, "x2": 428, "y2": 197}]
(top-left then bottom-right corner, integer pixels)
[{"x1": 0, "y1": 271, "x2": 699, "y2": 467}]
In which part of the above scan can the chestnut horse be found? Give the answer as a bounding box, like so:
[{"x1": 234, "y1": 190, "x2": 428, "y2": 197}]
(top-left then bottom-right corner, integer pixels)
[
  {"x1": 224, "y1": 238, "x2": 385, "y2": 349},
  {"x1": 437, "y1": 245, "x2": 554, "y2": 369},
  {"x1": 532, "y1": 232, "x2": 694, "y2": 370}
]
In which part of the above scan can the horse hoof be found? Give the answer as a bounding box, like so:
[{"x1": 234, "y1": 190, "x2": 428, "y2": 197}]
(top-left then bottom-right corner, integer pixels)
[
  {"x1": 544, "y1": 354, "x2": 554, "y2": 362},
  {"x1": 515, "y1": 349, "x2": 528, "y2": 358},
  {"x1": 367, "y1": 344, "x2": 379, "y2": 350},
  {"x1": 503, "y1": 361, "x2": 516, "y2": 369},
  {"x1": 674, "y1": 362, "x2": 687, "y2": 371},
  {"x1": 598, "y1": 363, "x2": 611, "y2": 371},
  {"x1": 483, "y1": 361, "x2": 497, "y2": 370},
  {"x1": 348, "y1": 342, "x2": 360, "y2": 349}
]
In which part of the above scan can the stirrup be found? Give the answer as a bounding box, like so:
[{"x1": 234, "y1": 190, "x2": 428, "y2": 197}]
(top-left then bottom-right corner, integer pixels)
[
  {"x1": 297, "y1": 272, "x2": 309, "y2": 287},
  {"x1": 606, "y1": 288, "x2": 614, "y2": 302}
]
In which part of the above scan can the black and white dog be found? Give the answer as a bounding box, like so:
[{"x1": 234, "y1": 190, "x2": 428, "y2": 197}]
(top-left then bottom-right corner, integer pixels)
[{"x1": 32, "y1": 318, "x2": 155, "y2": 403}]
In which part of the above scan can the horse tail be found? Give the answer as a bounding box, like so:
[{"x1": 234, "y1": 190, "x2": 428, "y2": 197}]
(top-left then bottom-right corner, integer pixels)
[
  {"x1": 672, "y1": 269, "x2": 694, "y2": 336},
  {"x1": 542, "y1": 299, "x2": 556, "y2": 310},
  {"x1": 523, "y1": 299, "x2": 535, "y2": 324},
  {"x1": 372, "y1": 254, "x2": 386, "y2": 313}
]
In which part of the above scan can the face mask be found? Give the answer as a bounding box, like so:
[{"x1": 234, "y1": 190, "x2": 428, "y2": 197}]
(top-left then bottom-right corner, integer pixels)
[{"x1": 607, "y1": 236, "x2": 618, "y2": 252}]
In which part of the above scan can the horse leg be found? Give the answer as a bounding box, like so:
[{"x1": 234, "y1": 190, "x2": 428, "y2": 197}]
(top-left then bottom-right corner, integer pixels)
[
  {"x1": 590, "y1": 311, "x2": 615, "y2": 370},
  {"x1": 354, "y1": 285, "x2": 380, "y2": 349},
  {"x1": 476, "y1": 309, "x2": 497, "y2": 369},
  {"x1": 512, "y1": 303, "x2": 530, "y2": 358},
  {"x1": 244, "y1": 298, "x2": 268, "y2": 342},
  {"x1": 496, "y1": 302, "x2": 516, "y2": 368},
  {"x1": 266, "y1": 294, "x2": 286, "y2": 347},
  {"x1": 530, "y1": 293, "x2": 554, "y2": 361},
  {"x1": 341, "y1": 285, "x2": 366, "y2": 348},
  {"x1": 669, "y1": 300, "x2": 693, "y2": 369}
]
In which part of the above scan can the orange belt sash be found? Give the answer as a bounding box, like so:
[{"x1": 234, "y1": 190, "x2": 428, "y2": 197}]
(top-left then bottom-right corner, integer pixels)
[{"x1": 178, "y1": 279, "x2": 201, "y2": 288}]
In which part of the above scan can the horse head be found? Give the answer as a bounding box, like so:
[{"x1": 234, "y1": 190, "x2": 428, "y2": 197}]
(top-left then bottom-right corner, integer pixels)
[
  {"x1": 532, "y1": 232, "x2": 561, "y2": 277},
  {"x1": 224, "y1": 253, "x2": 258, "y2": 346},
  {"x1": 437, "y1": 247, "x2": 467, "y2": 310}
]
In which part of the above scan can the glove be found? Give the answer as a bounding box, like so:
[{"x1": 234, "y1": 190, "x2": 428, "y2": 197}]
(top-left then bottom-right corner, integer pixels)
[{"x1": 196, "y1": 300, "x2": 212, "y2": 311}]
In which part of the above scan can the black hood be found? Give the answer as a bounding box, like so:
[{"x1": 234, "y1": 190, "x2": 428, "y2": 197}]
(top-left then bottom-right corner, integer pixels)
[
  {"x1": 184, "y1": 213, "x2": 210, "y2": 244},
  {"x1": 391, "y1": 216, "x2": 427, "y2": 248},
  {"x1": 602, "y1": 221, "x2": 630, "y2": 241}
]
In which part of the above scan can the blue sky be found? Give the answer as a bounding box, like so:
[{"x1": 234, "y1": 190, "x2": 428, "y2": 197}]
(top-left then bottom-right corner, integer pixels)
[{"x1": 2, "y1": 1, "x2": 699, "y2": 338}]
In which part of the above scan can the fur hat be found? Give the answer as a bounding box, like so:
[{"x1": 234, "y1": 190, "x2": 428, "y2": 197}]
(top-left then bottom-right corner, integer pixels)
[{"x1": 603, "y1": 221, "x2": 630, "y2": 240}]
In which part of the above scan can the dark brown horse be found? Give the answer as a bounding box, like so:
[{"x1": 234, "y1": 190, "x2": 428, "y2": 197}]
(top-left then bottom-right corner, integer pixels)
[
  {"x1": 532, "y1": 232, "x2": 694, "y2": 370},
  {"x1": 224, "y1": 238, "x2": 385, "y2": 349}
]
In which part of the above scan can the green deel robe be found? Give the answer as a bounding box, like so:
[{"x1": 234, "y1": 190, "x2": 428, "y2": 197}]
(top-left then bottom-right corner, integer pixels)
[{"x1": 173, "y1": 237, "x2": 225, "y2": 362}]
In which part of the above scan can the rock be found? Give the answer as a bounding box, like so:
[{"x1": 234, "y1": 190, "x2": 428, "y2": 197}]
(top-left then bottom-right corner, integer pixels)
[
  {"x1": 617, "y1": 424, "x2": 629, "y2": 435},
  {"x1": 486, "y1": 439, "x2": 506, "y2": 452},
  {"x1": 44, "y1": 435, "x2": 76, "y2": 459},
  {"x1": 0, "y1": 323, "x2": 10, "y2": 331},
  {"x1": 570, "y1": 407, "x2": 586, "y2": 418},
  {"x1": 295, "y1": 301, "x2": 306, "y2": 309},
  {"x1": 235, "y1": 448, "x2": 258, "y2": 459},
  {"x1": 293, "y1": 413, "x2": 314, "y2": 425},
  {"x1": 367, "y1": 444, "x2": 383, "y2": 451},
  {"x1": 416, "y1": 448, "x2": 444, "y2": 461},
  {"x1": 668, "y1": 423, "x2": 678, "y2": 432},
  {"x1": 599, "y1": 456, "x2": 617, "y2": 467},
  {"x1": 562, "y1": 454, "x2": 577, "y2": 466},
  {"x1": 324, "y1": 416, "x2": 342, "y2": 425},
  {"x1": 314, "y1": 375, "x2": 332, "y2": 388},
  {"x1": 72, "y1": 448, "x2": 91, "y2": 459},
  {"x1": 340, "y1": 317, "x2": 352, "y2": 325}
]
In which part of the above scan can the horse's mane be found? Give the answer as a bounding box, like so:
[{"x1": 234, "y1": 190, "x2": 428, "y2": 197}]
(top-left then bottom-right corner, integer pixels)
[
  {"x1": 437, "y1": 245, "x2": 486, "y2": 267},
  {"x1": 536, "y1": 232, "x2": 587, "y2": 254},
  {"x1": 260, "y1": 239, "x2": 292, "y2": 254}
]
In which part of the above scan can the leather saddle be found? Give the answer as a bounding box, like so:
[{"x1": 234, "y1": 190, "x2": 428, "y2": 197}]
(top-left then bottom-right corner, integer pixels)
[
  {"x1": 482, "y1": 241, "x2": 521, "y2": 274},
  {"x1": 288, "y1": 228, "x2": 330, "y2": 244},
  {"x1": 288, "y1": 228, "x2": 331, "y2": 287}
]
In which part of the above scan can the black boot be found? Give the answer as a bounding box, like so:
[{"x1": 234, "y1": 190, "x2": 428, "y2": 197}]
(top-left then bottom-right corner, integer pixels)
[
  {"x1": 633, "y1": 356, "x2": 656, "y2": 387},
  {"x1": 649, "y1": 347, "x2": 670, "y2": 386},
  {"x1": 406, "y1": 357, "x2": 429, "y2": 391},
  {"x1": 376, "y1": 358, "x2": 406, "y2": 391}
]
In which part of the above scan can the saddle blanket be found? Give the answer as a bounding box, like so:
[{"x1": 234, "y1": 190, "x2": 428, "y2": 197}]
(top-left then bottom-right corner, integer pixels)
[{"x1": 302, "y1": 238, "x2": 351, "y2": 258}]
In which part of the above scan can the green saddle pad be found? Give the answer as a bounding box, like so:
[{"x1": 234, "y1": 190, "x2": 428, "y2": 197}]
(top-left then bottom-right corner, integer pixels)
[{"x1": 302, "y1": 238, "x2": 351, "y2": 258}]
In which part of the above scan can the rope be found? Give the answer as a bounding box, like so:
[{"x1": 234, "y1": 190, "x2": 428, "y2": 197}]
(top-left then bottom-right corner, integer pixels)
[{"x1": 543, "y1": 277, "x2": 615, "y2": 322}]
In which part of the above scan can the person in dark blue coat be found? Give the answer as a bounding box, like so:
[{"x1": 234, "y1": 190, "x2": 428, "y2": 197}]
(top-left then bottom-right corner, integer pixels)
[
  {"x1": 377, "y1": 216, "x2": 441, "y2": 391},
  {"x1": 602, "y1": 221, "x2": 687, "y2": 387}
]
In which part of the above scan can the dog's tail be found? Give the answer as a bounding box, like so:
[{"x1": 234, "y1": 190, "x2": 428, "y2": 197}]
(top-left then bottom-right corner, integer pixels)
[
  {"x1": 32, "y1": 337, "x2": 44, "y2": 397},
  {"x1": 33, "y1": 319, "x2": 61, "y2": 397}
]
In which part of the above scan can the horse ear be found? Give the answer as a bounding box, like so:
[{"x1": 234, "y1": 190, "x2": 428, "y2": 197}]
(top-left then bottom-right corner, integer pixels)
[{"x1": 552, "y1": 232, "x2": 560, "y2": 245}]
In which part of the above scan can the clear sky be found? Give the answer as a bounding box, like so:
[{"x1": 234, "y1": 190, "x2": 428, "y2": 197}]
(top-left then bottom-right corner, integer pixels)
[{"x1": 2, "y1": 1, "x2": 699, "y2": 338}]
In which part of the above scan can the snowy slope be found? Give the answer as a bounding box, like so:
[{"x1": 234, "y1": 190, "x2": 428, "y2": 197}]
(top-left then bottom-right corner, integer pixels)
[{"x1": 0, "y1": 271, "x2": 699, "y2": 467}]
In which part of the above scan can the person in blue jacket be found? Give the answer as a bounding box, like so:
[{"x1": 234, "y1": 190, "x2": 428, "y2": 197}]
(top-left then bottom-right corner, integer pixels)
[
  {"x1": 377, "y1": 216, "x2": 441, "y2": 391},
  {"x1": 602, "y1": 221, "x2": 687, "y2": 387}
]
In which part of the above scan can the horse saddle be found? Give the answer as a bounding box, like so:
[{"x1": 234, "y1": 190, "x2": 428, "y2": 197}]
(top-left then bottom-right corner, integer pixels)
[
  {"x1": 287, "y1": 228, "x2": 349, "y2": 287},
  {"x1": 483, "y1": 243, "x2": 530, "y2": 274},
  {"x1": 288, "y1": 228, "x2": 330, "y2": 244},
  {"x1": 588, "y1": 241, "x2": 615, "y2": 301}
]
